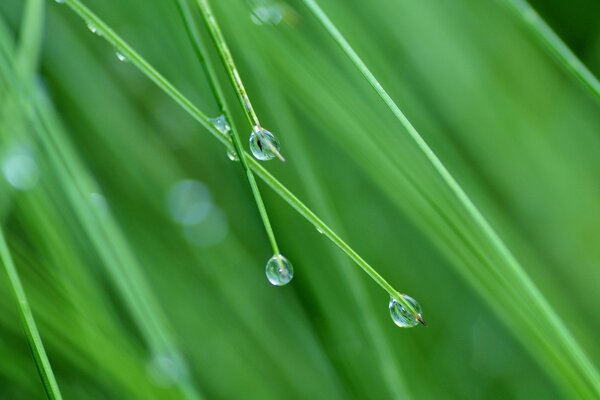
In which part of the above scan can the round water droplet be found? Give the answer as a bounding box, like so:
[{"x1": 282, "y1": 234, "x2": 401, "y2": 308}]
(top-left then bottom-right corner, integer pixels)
[
  {"x1": 2, "y1": 147, "x2": 39, "y2": 191},
  {"x1": 87, "y1": 22, "x2": 101, "y2": 36},
  {"x1": 210, "y1": 115, "x2": 231, "y2": 135},
  {"x1": 389, "y1": 295, "x2": 421, "y2": 328},
  {"x1": 249, "y1": 127, "x2": 280, "y2": 161},
  {"x1": 265, "y1": 254, "x2": 293, "y2": 286},
  {"x1": 167, "y1": 179, "x2": 212, "y2": 225},
  {"x1": 115, "y1": 51, "x2": 128, "y2": 62},
  {"x1": 226, "y1": 148, "x2": 239, "y2": 161}
]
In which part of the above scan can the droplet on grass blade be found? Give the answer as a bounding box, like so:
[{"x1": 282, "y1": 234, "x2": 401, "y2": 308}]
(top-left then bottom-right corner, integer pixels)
[
  {"x1": 87, "y1": 22, "x2": 101, "y2": 36},
  {"x1": 249, "y1": 126, "x2": 281, "y2": 161},
  {"x1": 226, "y1": 148, "x2": 239, "y2": 161},
  {"x1": 2, "y1": 147, "x2": 39, "y2": 191},
  {"x1": 265, "y1": 254, "x2": 293, "y2": 286},
  {"x1": 389, "y1": 294, "x2": 423, "y2": 328},
  {"x1": 210, "y1": 115, "x2": 231, "y2": 135},
  {"x1": 115, "y1": 51, "x2": 128, "y2": 62},
  {"x1": 316, "y1": 226, "x2": 324, "y2": 234}
]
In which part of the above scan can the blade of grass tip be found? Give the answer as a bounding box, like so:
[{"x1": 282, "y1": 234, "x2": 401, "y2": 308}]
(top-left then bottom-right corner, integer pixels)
[
  {"x1": 500, "y1": 0, "x2": 600, "y2": 102},
  {"x1": 299, "y1": 0, "x2": 600, "y2": 392},
  {"x1": 194, "y1": 0, "x2": 285, "y2": 162},
  {"x1": 176, "y1": 0, "x2": 282, "y2": 258},
  {"x1": 0, "y1": 228, "x2": 63, "y2": 400},
  {"x1": 61, "y1": 0, "x2": 421, "y2": 318}
]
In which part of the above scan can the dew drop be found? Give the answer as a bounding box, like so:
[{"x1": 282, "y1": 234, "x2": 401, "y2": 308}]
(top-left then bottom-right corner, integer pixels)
[
  {"x1": 265, "y1": 254, "x2": 293, "y2": 286},
  {"x1": 226, "y1": 148, "x2": 239, "y2": 161},
  {"x1": 316, "y1": 226, "x2": 324, "y2": 234},
  {"x1": 389, "y1": 294, "x2": 422, "y2": 328},
  {"x1": 249, "y1": 126, "x2": 281, "y2": 161},
  {"x1": 2, "y1": 147, "x2": 39, "y2": 191},
  {"x1": 210, "y1": 115, "x2": 231, "y2": 134},
  {"x1": 251, "y1": 4, "x2": 284, "y2": 25},
  {"x1": 87, "y1": 22, "x2": 102, "y2": 36},
  {"x1": 115, "y1": 51, "x2": 128, "y2": 62}
]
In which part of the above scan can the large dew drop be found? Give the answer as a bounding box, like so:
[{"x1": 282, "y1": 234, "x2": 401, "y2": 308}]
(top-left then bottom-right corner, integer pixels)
[
  {"x1": 249, "y1": 126, "x2": 281, "y2": 161},
  {"x1": 389, "y1": 294, "x2": 423, "y2": 328},
  {"x1": 265, "y1": 254, "x2": 293, "y2": 286}
]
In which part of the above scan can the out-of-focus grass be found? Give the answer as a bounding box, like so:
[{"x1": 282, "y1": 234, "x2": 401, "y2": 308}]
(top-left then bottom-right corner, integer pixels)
[{"x1": 1, "y1": 0, "x2": 599, "y2": 399}]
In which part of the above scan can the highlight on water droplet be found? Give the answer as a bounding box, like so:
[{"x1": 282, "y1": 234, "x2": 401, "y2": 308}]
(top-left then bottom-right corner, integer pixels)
[
  {"x1": 249, "y1": 126, "x2": 282, "y2": 161},
  {"x1": 115, "y1": 51, "x2": 128, "y2": 62},
  {"x1": 146, "y1": 351, "x2": 188, "y2": 387},
  {"x1": 2, "y1": 146, "x2": 40, "y2": 191},
  {"x1": 389, "y1": 294, "x2": 423, "y2": 328},
  {"x1": 226, "y1": 148, "x2": 239, "y2": 161},
  {"x1": 210, "y1": 115, "x2": 231, "y2": 135},
  {"x1": 167, "y1": 179, "x2": 212, "y2": 226},
  {"x1": 265, "y1": 254, "x2": 293, "y2": 286},
  {"x1": 87, "y1": 21, "x2": 102, "y2": 36}
]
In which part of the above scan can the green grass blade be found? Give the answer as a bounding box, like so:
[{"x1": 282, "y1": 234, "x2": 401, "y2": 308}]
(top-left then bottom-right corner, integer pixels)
[
  {"x1": 61, "y1": 0, "x2": 420, "y2": 318},
  {"x1": 176, "y1": 0, "x2": 282, "y2": 257},
  {"x1": 0, "y1": 228, "x2": 63, "y2": 400},
  {"x1": 501, "y1": 0, "x2": 600, "y2": 102}
]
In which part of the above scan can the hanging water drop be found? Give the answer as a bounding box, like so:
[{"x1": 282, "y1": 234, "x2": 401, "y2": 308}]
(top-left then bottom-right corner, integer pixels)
[
  {"x1": 249, "y1": 126, "x2": 281, "y2": 161},
  {"x1": 265, "y1": 254, "x2": 293, "y2": 286},
  {"x1": 389, "y1": 294, "x2": 423, "y2": 328},
  {"x1": 115, "y1": 51, "x2": 128, "y2": 62},
  {"x1": 226, "y1": 148, "x2": 239, "y2": 161},
  {"x1": 210, "y1": 115, "x2": 231, "y2": 134},
  {"x1": 87, "y1": 22, "x2": 102, "y2": 36}
]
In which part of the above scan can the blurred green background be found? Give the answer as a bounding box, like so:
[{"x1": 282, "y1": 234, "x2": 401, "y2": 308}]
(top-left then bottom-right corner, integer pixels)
[{"x1": 1, "y1": 0, "x2": 600, "y2": 399}]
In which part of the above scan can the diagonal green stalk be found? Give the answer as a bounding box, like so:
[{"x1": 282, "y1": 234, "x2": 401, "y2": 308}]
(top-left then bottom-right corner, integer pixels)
[
  {"x1": 176, "y1": 0, "x2": 281, "y2": 257},
  {"x1": 501, "y1": 0, "x2": 600, "y2": 102},
  {"x1": 194, "y1": 0, "x2": 285, "y2": 162},
  {"x1": 0, "y1": 228, "x2": 63, "y2": 400},
  {"x1": 61, "y1": 0, "x2": 420, "y2": 318},
  {"x1": 299, "y1": 0, "x2": 600, "y2": 396}
]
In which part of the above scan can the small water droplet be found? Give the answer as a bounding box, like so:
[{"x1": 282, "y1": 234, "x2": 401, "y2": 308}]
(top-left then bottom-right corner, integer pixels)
[
  {"x1": 226, "y1": 148, "x2": 239, "y2": 161},
  {"x1": 167, "y1": 179, "x2": 212, "y2": 225},
  {"x1": 210, "y1": 115, "x2": 231, "y2": 134},
  {"x1": 316, "y1": 226, "x2": 324, "y2": 234},
  {"x1": 2, "y1": 147, "x2": 39, "y2": 191},
  {"x1": 389, "y1": 294, "x2": 422, "y2": 328},
  {"x1": 115, "y1": 51, "x2": 128, "y2": 62},
  {"x1": 87, "y1": 22, "x2": 102, "y2": 36},
  {"x1": 249, "y1": 126, "x2": 281, "y2": 161},
  {"x1": 251, "y1": 4, "x2": 284, "y2": 25},
  {"x1": 265, "y1": 254, "x2": 293, "y2": 286}
]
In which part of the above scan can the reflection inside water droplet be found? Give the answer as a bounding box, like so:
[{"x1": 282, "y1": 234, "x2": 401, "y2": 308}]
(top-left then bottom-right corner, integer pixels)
[
  {"x1": 265, "y1": 254, "x2": 293, "y2": 286},
  {"x1": 249, "y1": 126, "x2": 281, "y2": 161},
  {"x1": 389, "y1": 294, "x2": 422, "y2": 328}
]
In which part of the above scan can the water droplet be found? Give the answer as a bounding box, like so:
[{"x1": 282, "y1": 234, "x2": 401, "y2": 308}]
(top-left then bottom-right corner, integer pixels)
[
  {"x1": 226, "y1": 148, "x2": 239, "y2": 161},
  {"x1": 146, "y1": 351, "x2": 188, "y2": 387},
  {"x1": 2, "y1": 147, "x2": 39, "y2": 191},
  {"x1": 389, "y1": 294, "x2": 422, "y2": 328},
  {"x1": 183, "y1": 206, "x2": 228, "y2": 248},
  {"x1": 265, "y1": 254, "x2": 293, "y2": 286},
  {"x1": 210, "y1": 115, "x2": 231, "y2": 134},
  {"x1": 316, "y1": 226, "x2": 324, "y2": 234},
  {"x1": 167, "y1": 179, "x2": 212, "y2": 225},
  {"x1": 87, "y1": 22, "x2": 102, "y2": 36},
  {"x1": 249, "y1": 126, "x2": 281, "y2": 161},
  {"x1": 251, "y1": 4, "x2": 284, "y2": 25},
  {"x1": 55, "y1": 0, "x2": 65, "y2": 3},
  {"x1": 115, "y1": 51, "x2": 128, "y2": 62}
]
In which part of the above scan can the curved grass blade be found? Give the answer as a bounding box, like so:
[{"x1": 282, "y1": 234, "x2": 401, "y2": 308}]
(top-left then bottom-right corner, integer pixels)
[
  {"x1": 0, "y1": 228, "x2": 63, "y2": 400},
  {"x1": 61, "y1": 0, "x2": 420, "y2": 319}
]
